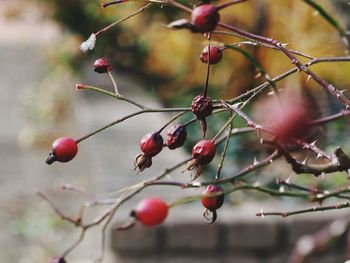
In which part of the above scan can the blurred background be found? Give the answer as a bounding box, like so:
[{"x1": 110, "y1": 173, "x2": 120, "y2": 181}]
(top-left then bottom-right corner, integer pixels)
[{"x1": 1, "y1": 0, "x2": 350, "y2": 262}]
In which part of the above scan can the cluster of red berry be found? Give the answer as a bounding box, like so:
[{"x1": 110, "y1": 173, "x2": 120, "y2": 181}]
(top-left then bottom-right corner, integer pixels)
[{"x1": 45, "y1": 1, "x2": 350, "y2": 262}]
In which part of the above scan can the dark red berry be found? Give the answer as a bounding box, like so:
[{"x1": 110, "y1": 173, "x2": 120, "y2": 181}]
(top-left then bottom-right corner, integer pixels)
[
  {"x1": 132, "y1": 197, "x2": 168, "y2": 227},
  {"x1": 93, "y1": 57, "x2": 112, "y2": 73},
  {"x1": 200, "y1": 45, "x2": 223, "y2": 65},
  {"x1": 191, "y1": 95, "x2": 213, "y2": 120},
  {"x1": 140, "y1": 132, "x2": 163, "y2": 157},
  {"x1": 191, "y1": 4, "x2": 220, "y2": 33},
  {"x1": 192, "y1": 139, "x2": 216, "y2": 165},
  {"x1": 50, "y1": 257, "x2": 67, "y2": 263},
  {"x1": 166, "y1": 125, "x2": 187, "y2": 150},
  {"x1": 201, "y1": 185, "x2": 224, "y2": 211},
  {"x1": 46, "y1": 137, "x2": 78, "y2": 165}
]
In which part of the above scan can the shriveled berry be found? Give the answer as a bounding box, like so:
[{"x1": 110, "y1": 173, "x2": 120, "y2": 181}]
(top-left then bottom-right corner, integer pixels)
[
  {"x1": 166, "y1": 125, "x2": 187, "y2": 150},
  {"x1": 191, "y1": 4, "x2": 220, "y2": 33},
  {"x1": 46, "y1": 137, "x2": 78, "y2": 165},
  {"x1": 140, "y1": 132, "x2": 163, "y2": 157},
  {"x1": 191, "y1": 95, "x2": 213, "y2": 120},
  {"x1": 200, "y1": 45, "x2": 223, "y2": 65},
  {"x1": 201, "y1": 184, "x2": 224, "y2": 211},
  {"x1": 192, "y1": 139, "x2": 216, "y2": 165},
  {"x1": 93, "y1": 57, "x2": 112, "y2": 73},
  {"x1": 132, "y1": 197, "x2": 168, "y2": 227},
  {"x1": 50, "y1": 257, "x2": 67, "y2": 263}
]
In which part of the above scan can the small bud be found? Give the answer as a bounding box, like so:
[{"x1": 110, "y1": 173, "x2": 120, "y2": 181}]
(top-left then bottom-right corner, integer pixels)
[{"x1": 93, "y1": 58, "x2": 112, "y2": 73}]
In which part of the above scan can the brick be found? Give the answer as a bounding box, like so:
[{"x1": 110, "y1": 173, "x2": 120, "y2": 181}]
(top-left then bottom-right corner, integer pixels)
[
  {"x1": 223, "y1": 255, "x2": 260, "y2": 263},
  {"x1": 226, "y1": 221, "x2": 280, "y2": 250},
  {"x1": 165, "y1": 222, "x2": 222, "y2": 253},
  {"x1": 111, "y1": 224, "x2": 163, "y2": 255}
]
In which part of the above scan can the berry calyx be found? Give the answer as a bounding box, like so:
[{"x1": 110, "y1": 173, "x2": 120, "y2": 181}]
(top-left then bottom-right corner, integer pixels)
[
  {"x1": 134, "y1": 153, "x2": 152, "y2": 172},
  {"x1": 201, "y1": 184, "x2": 224, "y2": 211},
  {"x1": 200, "y1": 45, "x2": 223, "y2": 65},
  {"x1": 192, "y1": 139, "x2": 216, "y2": 165},
  {"x1": 166, "y1": 125, "x2": 187, "y2": 150},
  {"x1": 131, "y1": 197, "x2": 168, "y2": 227},
  {"x1": 191, "y1": 4, "x2": 220, "y2": 33},
  {"x1": 140, "y1": 132, "x2": 164, "y2": 157},
  {"x1": 46, "y1": 137, "x2": 78, "y2": 165},
  {"x1": 50, "y1": 257, "x2": 67, "y2": 263},
  {"x1": 93, "y1": 57, "x2": 112, "y2": 73},
  {"x1": 191, "y1": 95, "x2": 213, "y2": 121}
]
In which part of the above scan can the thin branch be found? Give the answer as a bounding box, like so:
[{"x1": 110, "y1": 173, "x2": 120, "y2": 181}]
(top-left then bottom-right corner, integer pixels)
[{"x1": 257, "y1": 201, "x2": 350, "y2": 218}]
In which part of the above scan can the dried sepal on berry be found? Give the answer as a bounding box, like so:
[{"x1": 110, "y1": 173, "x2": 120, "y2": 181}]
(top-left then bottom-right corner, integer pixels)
[{"x1": 134, "y1": 153, "x2": 152, "y2": 172}]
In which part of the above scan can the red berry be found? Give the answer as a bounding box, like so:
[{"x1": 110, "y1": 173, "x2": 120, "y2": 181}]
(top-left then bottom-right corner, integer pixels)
[
  {"x1": 191, "y1": 95, "x2": 213, "y2": 120},
  {"x1": 272, "y1": 103, "x2": 310, "y2": 140},
  {"x1": 46, "y1": 137, "x2": 78, "y2": 164},
  {"x1": 93, "y1": 57, "x2": 112, "y2": 73},
  {"x1": 191, "y1": 4, "x2": 220, "y2": 33},
  {"x1": 140, "y1": 132, "x2": 163, "y2": 157},
  {"x1": 192, "y1": 139, "x2": 216, "y2": 165},
  {"x1": 201, "y1": 185, "x2": 224, "y2": 211},
  {"x1": 50, "y1": 257, "x2": 67, "y2": 263},
  {"x1": 200, "y1": 45, "x2": 223, "y2": 65},
  {"x1": 132, "y1": 197, "x2": 168, "y2": 227},
  {"x1": 166, "y1": 125, "x2": 187, "y2": 150}
]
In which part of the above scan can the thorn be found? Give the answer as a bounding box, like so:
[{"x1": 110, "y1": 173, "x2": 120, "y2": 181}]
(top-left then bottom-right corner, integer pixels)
[
  {"x1": 310, "y1": 140, "x2": 317, "y2": 146},
  {"x1": 321, "y1": 172, "x2": 325, "y2": 179},
  {"x1": 254, "y1": 72, "x2": 262, "y2": 79},
  {"x1": 281, "y1": 43, "x2": 290, "y2": 48},
  {"x1": 260, "y1": 138, "x2": 264, "y2": 144},
  {"x1": 301, "y1": 156, "x2": 309, "y2": 165},
  {"x1": 306, "y1": 75, "x2": 312, "y2": 82},
  {"x1": 279, "y1": 186, "x2": 285, "y2": 193},
  {"x1": 269, "y1": 159, "x2": 274, "y2": 163},
  {"x1": 316, "y1": 153, "x2": 323, "y2": 159},
  {"x1": 286, "y1": 177, "x2": 291, "y2": 184},
  {"x1": 253, "y1": 181, "x2": 260, "y2": 187},
  {"x1": 259, "y1": 207, "x2": 264, "y2": 218},
  {"x1": 253, "y1": 157, "x2": 259, "y2": 166}
]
